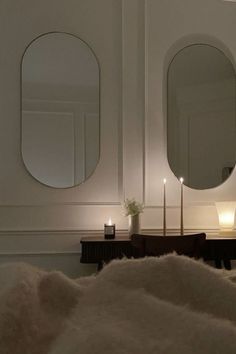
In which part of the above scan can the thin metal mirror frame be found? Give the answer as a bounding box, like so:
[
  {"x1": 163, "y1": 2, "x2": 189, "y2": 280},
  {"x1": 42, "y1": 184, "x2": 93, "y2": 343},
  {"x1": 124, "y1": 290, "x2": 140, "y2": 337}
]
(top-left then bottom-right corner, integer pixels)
[
  {"x1": 20, "y1": 31, "x2": 101, "y2": 189},
  {"x1": 166, "y1": 42, "x2": 236, "y2": 190}
]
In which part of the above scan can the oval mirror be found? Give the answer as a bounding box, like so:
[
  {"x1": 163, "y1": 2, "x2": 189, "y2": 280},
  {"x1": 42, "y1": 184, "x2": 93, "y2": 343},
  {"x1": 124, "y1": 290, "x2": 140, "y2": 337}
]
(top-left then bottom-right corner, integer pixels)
[
  {"x1": 21, "y1": 32, "x2": 100, "y2": 188},
  {"x1": 167, "y1": 44, "x2": 236, "y2": 189}
]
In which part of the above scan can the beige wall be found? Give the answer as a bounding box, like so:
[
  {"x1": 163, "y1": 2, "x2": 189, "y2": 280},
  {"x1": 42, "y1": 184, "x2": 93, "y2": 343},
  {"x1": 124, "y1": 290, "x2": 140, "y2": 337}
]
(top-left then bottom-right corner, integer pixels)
[
  {"x1": 0, "y1": 0, "x2": 122, "y2": 229},
  {"x1": 0, "y1": 0, "x2": 236, "y2": 267},
  {"x1": 144, "y1": 0, "x2": 236, "y2": 229}
]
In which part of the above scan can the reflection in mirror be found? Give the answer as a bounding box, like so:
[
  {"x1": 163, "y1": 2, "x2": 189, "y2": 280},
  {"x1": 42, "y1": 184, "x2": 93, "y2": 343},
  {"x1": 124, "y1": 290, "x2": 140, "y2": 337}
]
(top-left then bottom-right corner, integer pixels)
[
  {"x1": 21, "y1": 32, "x2": 100, "y2": 188},
  {"x1": 167, "y1": 44, "x2": 236, "y2": 189}
]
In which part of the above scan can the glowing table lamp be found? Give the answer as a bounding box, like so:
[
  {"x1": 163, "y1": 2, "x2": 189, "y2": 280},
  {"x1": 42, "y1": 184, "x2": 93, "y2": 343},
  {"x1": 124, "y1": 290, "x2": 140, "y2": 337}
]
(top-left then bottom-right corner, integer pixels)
[{"x1": 215, "y1": 202, "x2": 236, "y2": 235}]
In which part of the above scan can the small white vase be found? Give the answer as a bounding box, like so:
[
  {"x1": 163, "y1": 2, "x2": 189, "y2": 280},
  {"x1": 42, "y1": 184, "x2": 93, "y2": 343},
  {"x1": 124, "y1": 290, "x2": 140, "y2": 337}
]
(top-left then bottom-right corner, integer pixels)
[{"x1": 128, "y1": 214, "x2": 140, "y2": 237}]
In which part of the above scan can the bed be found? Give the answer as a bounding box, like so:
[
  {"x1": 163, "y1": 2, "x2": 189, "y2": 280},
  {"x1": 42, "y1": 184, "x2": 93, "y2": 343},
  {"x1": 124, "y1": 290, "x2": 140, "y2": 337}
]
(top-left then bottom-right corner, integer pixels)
[{"x1": 0, "y1": 254, "x2": 236, "y2": 354}]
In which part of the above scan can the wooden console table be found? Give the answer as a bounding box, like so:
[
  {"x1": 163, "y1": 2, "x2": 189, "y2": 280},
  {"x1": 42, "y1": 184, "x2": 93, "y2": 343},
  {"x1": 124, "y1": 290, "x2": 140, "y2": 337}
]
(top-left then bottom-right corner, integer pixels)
[
  {"x1": 80, "y1": 236, "x2": 133, "y2": 270},
  {"x1": 80, "y1": 235, "x2": 236, "y2": 270},
  {"x1": 204, "y1": 237, "x2": 236, "y2": 269}
]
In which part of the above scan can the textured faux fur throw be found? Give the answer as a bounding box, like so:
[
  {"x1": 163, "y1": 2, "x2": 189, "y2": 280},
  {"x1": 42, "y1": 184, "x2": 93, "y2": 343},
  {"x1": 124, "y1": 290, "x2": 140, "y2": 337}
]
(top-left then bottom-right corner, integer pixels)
[{"x1": 1, "y1": 256, "x2": 236, "y2": 354}]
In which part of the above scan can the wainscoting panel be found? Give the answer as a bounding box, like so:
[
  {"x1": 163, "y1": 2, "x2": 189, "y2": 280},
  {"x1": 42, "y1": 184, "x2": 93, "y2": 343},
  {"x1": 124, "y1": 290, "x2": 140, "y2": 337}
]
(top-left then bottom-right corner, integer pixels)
[
  {"x1": 0, "y1": 252, "x2": 96, "y2": 278},
  {"x1": 144, "y1": 0, "x2": 236, "y2": 211}
]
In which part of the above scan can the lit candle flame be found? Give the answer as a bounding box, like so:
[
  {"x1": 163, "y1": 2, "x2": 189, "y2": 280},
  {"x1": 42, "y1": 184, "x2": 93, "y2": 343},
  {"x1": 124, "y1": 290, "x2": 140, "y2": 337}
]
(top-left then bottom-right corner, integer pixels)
[
  {"x1": 180, "y1": 177, "x2": 184, "y2": 184},
  {"x1": 163, "y1": 178, "x2": 166, "y2": 184},
  {"x1": 108, "y1": 218, "x2": 112, "y2": 226}
]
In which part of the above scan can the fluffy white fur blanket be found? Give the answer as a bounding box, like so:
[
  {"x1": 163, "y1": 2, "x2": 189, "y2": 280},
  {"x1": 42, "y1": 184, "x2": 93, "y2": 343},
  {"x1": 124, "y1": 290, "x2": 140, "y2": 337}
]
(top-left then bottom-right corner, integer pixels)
[{"x1": 1, "y1": 256, "x2": 236, "y2": 354}]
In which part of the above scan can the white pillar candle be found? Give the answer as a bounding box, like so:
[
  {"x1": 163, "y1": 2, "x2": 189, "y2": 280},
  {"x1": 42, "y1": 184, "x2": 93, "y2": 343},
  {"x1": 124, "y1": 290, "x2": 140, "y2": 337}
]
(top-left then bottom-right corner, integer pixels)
[
  {"x1": 180, "y1": 177, "x2": 184, "y2": 236},
  {"x1": 163, "y1": 178, "x2": 166, "y2": 236}
]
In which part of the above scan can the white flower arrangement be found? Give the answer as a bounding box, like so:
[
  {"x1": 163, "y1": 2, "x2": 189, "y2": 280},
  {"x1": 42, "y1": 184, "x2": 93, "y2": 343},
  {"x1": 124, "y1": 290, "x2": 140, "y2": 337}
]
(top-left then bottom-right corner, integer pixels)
[{"x1": 123, "y1": 198, "x2": 144, "y2": 216}]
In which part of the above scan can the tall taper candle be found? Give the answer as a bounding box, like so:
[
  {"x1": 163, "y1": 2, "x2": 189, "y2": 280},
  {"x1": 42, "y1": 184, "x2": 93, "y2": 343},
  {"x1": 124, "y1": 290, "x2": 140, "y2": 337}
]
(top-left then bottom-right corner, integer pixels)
[
  {"x1": 180, "y1": 177, "x2": 184, "y2": 236},
  {"x1": 163, "y1": 178, "x2": 166, "y2": 236}
]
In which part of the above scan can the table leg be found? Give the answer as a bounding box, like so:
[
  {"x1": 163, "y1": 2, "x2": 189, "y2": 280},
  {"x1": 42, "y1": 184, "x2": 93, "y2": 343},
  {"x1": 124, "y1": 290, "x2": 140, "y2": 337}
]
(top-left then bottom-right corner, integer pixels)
[
  {"x1": 97, "y1": 261, "x2": 104, "y2": 271},
  {"x1": 214, "y1": 259, "x2": 222, "y2": 269},
  {"x1": 223, "y1": 259, "x2": 231, "y2": 270}
]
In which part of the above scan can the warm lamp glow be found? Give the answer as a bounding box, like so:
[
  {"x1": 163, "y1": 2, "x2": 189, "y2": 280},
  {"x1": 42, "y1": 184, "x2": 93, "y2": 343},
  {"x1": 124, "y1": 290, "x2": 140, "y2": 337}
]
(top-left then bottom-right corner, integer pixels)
[
  {"x1": 215, "y1": 202, "x2": 236, "y2": 234},
  {"x1": 218, "y1": 213, "x2": 234, "y2": 228}
]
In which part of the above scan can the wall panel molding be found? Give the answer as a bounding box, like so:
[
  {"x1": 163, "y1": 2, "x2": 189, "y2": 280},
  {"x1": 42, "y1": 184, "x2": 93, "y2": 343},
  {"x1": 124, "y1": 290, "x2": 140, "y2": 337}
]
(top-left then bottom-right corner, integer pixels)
[
  {"x1": 122, "y1": 0, "x2": 145, "y2": 202},
  {"x1": 0, "y1": 202, "x2": 220, "y2": 232},
  {"x1": 0, "y1": 227, "x2": 227, "y2": 256},
  {"x1": 144, "y1": 0, "x2": 236, "y2": 232},
  {"x1": 0, "y1": 202, "x2": 121, "y2": 207}
]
